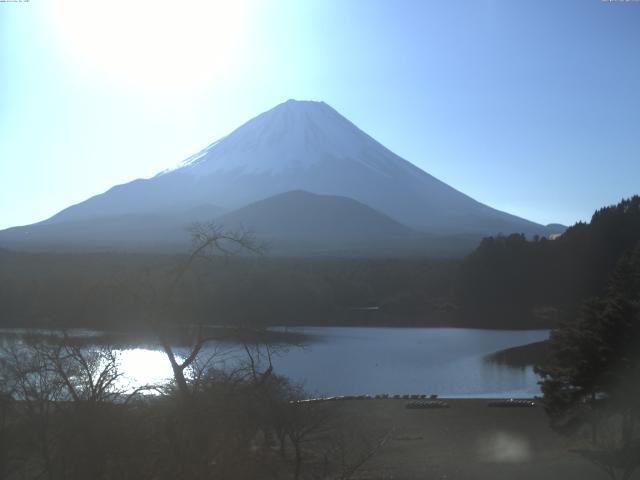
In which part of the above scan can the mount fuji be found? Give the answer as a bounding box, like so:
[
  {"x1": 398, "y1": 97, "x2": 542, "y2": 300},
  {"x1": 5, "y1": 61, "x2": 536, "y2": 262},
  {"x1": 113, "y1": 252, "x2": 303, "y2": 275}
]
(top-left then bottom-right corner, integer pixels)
[{"x1": 0, "y1": 99, "x2": 561, "y2": 255}]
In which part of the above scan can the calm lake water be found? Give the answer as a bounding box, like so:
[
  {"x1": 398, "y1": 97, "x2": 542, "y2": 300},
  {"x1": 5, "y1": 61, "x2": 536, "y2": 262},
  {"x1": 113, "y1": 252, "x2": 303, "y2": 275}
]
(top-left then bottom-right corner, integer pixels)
[
  {"x1": 1, "y1": 327, "x2": 549, "y2": 398},
  {"x1": 269, "y1": 327, "x2": 549, "y2": 398}
]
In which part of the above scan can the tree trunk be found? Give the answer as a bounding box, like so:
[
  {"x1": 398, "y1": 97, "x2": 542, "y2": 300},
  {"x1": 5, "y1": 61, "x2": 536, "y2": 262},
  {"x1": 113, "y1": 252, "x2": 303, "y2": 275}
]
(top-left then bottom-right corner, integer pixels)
[
  {"x1": 161, "y1": 339, "x2": 190, "y2": 398},
  {"x1": 293, "y1": 440, "x2": 302, "y2": 480}
]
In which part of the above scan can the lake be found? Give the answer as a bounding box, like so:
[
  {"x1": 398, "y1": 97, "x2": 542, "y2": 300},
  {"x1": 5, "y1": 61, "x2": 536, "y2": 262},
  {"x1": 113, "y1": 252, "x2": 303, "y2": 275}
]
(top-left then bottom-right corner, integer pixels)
[
  {"x1": 268, "y1": 327, "x2": 549, "y2": 397},
  {"x1": 1, "y1": 326, "x2": 548, "y2": 398}
]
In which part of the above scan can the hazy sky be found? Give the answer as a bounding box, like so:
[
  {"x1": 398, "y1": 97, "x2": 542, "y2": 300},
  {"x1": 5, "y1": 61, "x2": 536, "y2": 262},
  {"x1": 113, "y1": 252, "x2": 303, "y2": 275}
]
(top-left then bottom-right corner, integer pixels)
[{"x1": 1, "y1": 0, "x2": 639, "y2": 230}]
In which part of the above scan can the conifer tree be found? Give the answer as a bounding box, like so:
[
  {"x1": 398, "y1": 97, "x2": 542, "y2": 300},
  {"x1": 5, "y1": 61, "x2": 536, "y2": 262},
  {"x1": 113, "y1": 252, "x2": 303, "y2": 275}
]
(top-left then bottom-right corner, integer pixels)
[{"x1": 536, "y1": 243, "x2": 640, "y2": 479}]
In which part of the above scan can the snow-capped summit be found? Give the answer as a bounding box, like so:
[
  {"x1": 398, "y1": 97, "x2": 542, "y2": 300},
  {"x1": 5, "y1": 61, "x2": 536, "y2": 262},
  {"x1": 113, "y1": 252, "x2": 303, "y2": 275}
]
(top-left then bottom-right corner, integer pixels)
[{"x1": 163, "y1": 99, "x2": 410, "y2": 177}]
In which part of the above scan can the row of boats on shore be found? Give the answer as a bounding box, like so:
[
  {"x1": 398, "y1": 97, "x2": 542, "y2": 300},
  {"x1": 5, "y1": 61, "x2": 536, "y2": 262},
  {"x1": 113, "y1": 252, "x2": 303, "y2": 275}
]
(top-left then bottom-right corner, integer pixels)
[
  {"x1": 294, "y1": 393, "x2": 440, "y2": 403},
  {"x1": 293, "y1": 395, "x2": 537, "y2": 408}
]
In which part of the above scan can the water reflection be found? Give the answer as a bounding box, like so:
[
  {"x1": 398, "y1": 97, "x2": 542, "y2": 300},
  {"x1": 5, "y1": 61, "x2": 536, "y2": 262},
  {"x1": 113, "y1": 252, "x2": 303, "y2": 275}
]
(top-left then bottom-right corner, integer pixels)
[
  {"x1": 0, "y1": 327, "x2": 549, "y2": 398},
  {"x1": 118, "y1": 348, "x2": 177, "y2": 389}
]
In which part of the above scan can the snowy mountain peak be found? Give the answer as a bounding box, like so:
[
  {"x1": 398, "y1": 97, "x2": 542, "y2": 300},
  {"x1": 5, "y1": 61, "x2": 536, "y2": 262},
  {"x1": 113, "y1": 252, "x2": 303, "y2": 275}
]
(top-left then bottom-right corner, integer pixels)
[
  {"x1": 163, "y1": 99, "x2": 397, "y2": 176},
  {"x1": 31, "y1": 99, "x2": 553, "y2": 240}
]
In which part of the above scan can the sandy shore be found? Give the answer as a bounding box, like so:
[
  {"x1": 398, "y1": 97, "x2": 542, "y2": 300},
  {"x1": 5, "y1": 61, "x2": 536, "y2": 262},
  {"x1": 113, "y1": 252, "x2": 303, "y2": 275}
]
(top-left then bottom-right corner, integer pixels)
[{"x1": 333, "y1": 398, "x2": 623, "y2": 480}]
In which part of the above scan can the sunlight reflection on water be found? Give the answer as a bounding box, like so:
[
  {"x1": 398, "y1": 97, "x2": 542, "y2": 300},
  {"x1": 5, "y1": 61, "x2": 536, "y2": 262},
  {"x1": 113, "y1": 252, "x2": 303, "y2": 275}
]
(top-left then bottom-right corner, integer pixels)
[
  {"x1": 117, "y1": 348, "x2": 177, "y2": 390},
  {"x1": 1, "y1": 327, "x2": 549, "y2": 398}
]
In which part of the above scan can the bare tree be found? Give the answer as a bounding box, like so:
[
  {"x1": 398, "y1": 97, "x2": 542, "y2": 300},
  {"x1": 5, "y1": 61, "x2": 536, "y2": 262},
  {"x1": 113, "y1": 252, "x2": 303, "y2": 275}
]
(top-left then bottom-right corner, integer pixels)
[
  {"x1": 155, "y1": 223, "x2": 263, "y2": 398},
  {"x1": 0, "y1": 336, "x2": 132, "y2": 480},
  {"x1": 0, "y1": 355, "x2": 17, "y2": 480}
]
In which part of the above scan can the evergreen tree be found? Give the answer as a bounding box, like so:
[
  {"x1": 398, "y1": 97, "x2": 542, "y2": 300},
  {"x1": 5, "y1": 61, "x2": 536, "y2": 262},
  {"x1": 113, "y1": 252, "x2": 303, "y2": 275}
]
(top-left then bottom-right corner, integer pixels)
[{"x1": 536, "y1": 243, "x2": 640, "y2": 479}]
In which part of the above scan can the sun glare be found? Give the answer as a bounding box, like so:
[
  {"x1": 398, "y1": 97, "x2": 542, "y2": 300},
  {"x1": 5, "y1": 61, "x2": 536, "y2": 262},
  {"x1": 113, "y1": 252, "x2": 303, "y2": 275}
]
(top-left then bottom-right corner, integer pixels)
[{"x1": 48, "y1": 0, "x2": 249, "y2": 91}]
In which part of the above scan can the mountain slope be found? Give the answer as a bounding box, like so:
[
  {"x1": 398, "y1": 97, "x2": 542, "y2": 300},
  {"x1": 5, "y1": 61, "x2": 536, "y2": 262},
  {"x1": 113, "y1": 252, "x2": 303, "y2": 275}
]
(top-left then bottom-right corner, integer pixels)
[
  {"x1": 0, "y1": 204, "x2": 224, "y2": 252},
  {"x1": 216, "y1": 190, "x2": 414, "y2": 239},
  {"x1": 213, "y1": 190, "x2": 425, "y2": 255},
  {"x1": 0, "y1": 190, "x2": 483, "y2": 256},
  {"x1": 214, "y1": 190, "x2": 487, "y2": 256},
  {"x1": 41, "y1": 100, "x2": 554, "y2": 236}
]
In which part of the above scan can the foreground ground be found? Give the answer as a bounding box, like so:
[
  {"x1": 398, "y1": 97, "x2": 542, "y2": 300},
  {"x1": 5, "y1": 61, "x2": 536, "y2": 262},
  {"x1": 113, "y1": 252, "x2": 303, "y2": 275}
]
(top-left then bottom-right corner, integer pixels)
[{"x1": 333, "y1": 399, "x2": 630, "y2": 480}]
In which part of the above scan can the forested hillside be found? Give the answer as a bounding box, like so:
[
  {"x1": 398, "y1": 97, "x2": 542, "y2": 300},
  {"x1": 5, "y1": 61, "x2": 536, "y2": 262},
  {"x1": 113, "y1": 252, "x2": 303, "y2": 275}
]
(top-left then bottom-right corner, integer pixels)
[
  {"x1": 1, "y1": 197, "x2": 637, "y2": 331},
  {"x1": 0, "y1": 251, "x2": 457, "y2": 330},
  {"x1": 457, "y1": 196, "x2": 640, "y2": 326}
]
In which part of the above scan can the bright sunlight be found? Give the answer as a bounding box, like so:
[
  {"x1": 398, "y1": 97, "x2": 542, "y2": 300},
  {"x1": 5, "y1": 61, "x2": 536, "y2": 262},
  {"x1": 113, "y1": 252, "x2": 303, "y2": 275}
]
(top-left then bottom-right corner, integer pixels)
[{"x1": 47, "y1": 0, "x2": 250, "y2": 91}]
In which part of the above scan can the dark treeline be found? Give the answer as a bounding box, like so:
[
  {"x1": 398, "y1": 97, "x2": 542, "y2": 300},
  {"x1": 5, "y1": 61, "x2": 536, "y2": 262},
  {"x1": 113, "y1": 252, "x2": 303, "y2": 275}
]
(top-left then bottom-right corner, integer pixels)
[
  {"x1": 1, "y1": 196, "x2": 638, "y2": 331},
  {"x1": 457, "y1": 196, "x2": 640, "y2": 327},
  {"x1": 0, "y1": 251, "x2": 458, "y2": 330}
]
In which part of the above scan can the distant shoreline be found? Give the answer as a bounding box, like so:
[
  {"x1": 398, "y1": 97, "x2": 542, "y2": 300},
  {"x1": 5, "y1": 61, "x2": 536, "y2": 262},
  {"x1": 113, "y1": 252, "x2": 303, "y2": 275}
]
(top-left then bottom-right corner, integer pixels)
[{"x1": 0, "y1": 323, "x2": 551, "y2": 348}]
